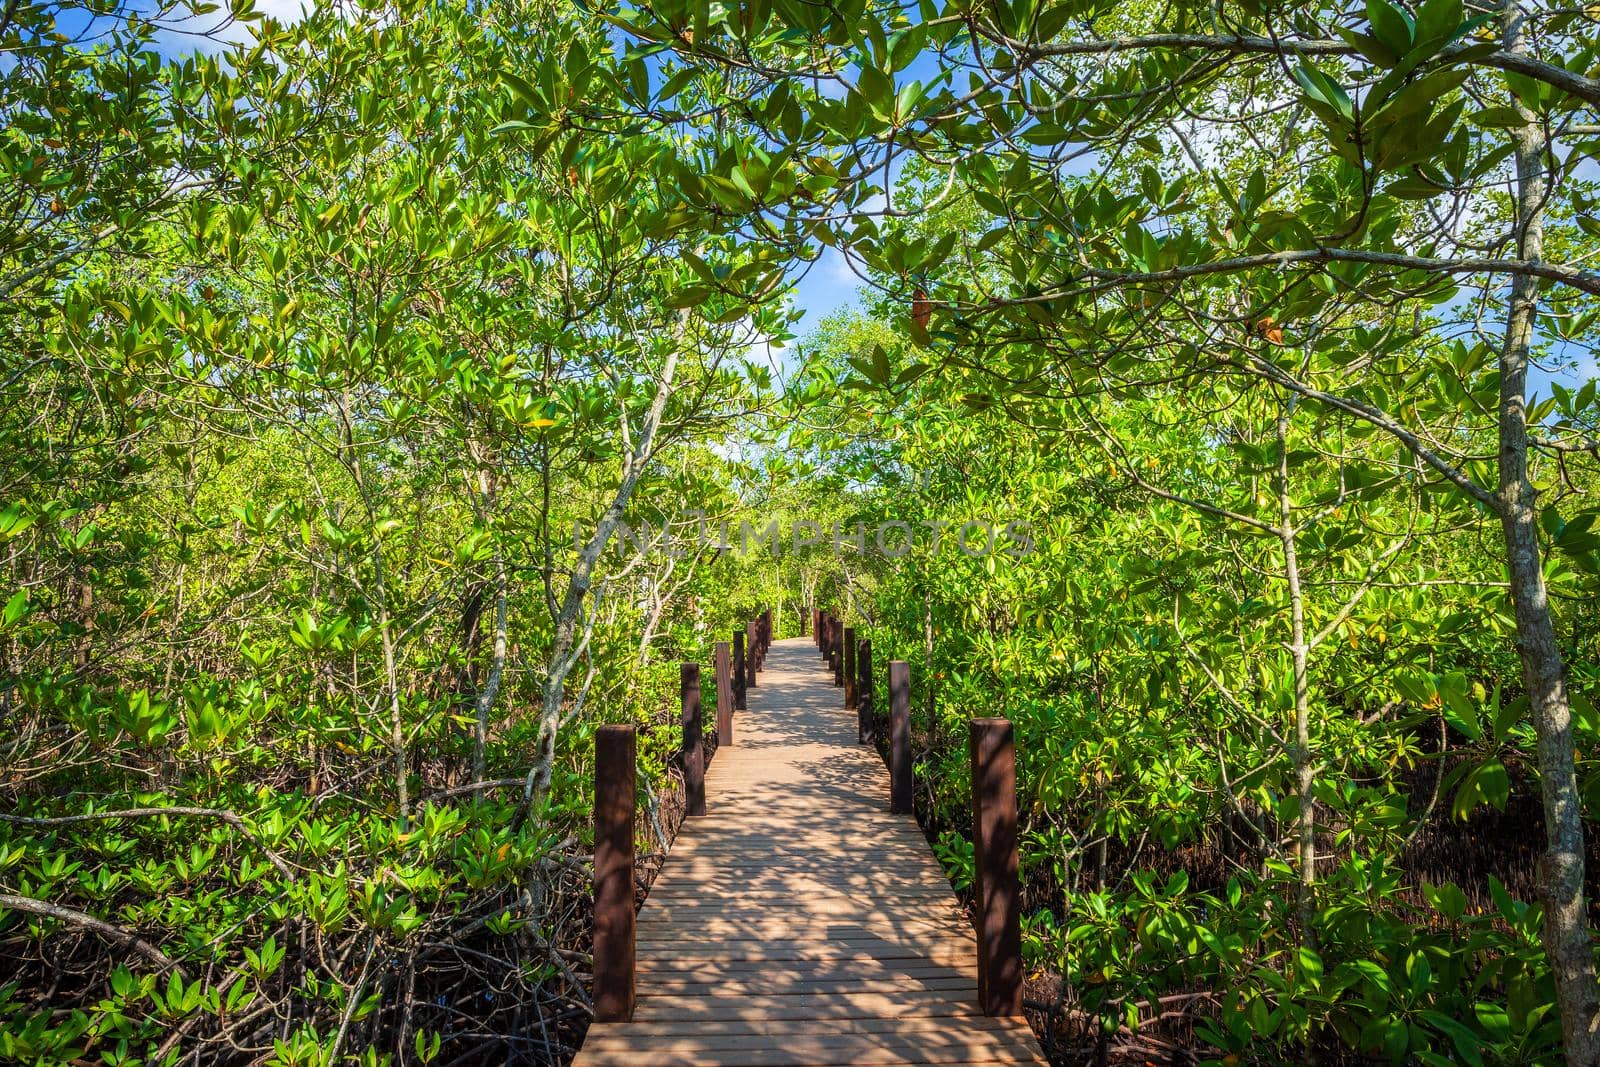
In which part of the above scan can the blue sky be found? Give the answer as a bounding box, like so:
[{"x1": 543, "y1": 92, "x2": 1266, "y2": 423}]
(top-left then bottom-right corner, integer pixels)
[{"x1": 788, "y1": 246, "x2": 867, "y2": 340}]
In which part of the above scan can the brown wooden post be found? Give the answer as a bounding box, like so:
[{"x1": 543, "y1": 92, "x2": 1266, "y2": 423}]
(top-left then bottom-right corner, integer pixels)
[
  {"x1": 832, "y1": 643, "x2": 843, "y2": 687},
  {"x1": 856, "y1": 637, "x2": 873, "y2": 745},
  {"x1": 732, "y1": 629, "x2": 747, "y2": 711},
  {"x1": 842, "y1": 626, "x2": 857, "y2": 708},
  {"x1": 889, "y1": 661, "x2": 912, "y2": 814},
  {"x1": 682, "y1": 663, "x2": 704, "y2": 817},
  {"x1": 714, "y1": 641, "x2": 732, "y2": 747},
  {"x1": 593, "y1": 725, "x2": 636, "y2": 1022},
  {"x1": 971, "y1": 718, "x2": 1022, "y2": 1016},
  {"x1": 746, "y1": 621, "x2": 759, "y2": 688}
]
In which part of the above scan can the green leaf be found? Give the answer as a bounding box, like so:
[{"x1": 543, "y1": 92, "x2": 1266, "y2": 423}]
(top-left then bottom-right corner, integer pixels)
[
  {"x1": 0, "y1": 503, "x2": 35, "y2": 540},
  {"x1": 1471, "y1": 106, "x2": 1527, "y2": 128},
  {"x1": 1418, "y1": 1010, "x2": 1484, "y2": 1067},
  {"x1": 1452, "y1": 758, "x2": 1510, "y2": 819},
  {"x1": 1336, "y1": 27, "x2": 1400, "y2": 67},
  {"x1": 1, "y1": 589, "x2": 28, "y2": 628},
  {"x1": 1293, "y1": 62, "x2": 1354, "y2": 121},
  {"x1": 1366, "y1": 0, "x2": 1416, "y2": 54},
  {"x1": 665, "y1": 284, "x2": 712, "y2": 308},
  {"x1": 856, "y1": 63, "x2": 896, "y2": 121},
  {"x1": 1413, "y1": 0, "x2": 1463, "y2": 51}
]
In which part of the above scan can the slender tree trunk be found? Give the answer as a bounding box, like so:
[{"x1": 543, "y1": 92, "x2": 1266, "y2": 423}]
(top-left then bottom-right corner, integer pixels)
[
  {"x1": 471, "y1": 554, "x2": 507, "y2": 786},
  {"x1": 464, "y1": 431, "x2": 506, "y2": 787},
  {"x1": 1500, "y1": 3, "x2": 1599, "y2": 1054},
  {"x1": 336, "y1": 389, "x2": 410, "y2": 819},
  {"x1": 1275, "y1": 398, "x2": 1316, "y2": 941},
  {"x1": 375, "y1": 587, "x2": 409, "y2": 819},
  {"x1": 521, "y1": 344, "x2": 682, "y2": 815}
]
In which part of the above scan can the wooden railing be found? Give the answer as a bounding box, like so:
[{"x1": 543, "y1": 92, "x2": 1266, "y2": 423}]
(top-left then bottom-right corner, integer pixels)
[
  {"x1": 589, "y1": 605, "x2": 1022, "y2": 1024},
  {"x1": 818, "y1": 607, "x2": 1025, "y2": 1018},
  {"x1": 590, "y1": 610, "x2": 772, "y2": 1024}
]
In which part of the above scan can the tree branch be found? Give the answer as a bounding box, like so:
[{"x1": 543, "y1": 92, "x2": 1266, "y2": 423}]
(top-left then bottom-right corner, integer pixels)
[{"x1": 0, "y1": 891, "x2": 185, "y2": 974}]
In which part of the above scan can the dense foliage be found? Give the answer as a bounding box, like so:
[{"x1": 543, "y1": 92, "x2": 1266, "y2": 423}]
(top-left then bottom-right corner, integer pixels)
[
  {"x1": 6, "y1": 0, "x2": 1600, "y2": 1062},
  {"x1": 2, "y1": 0, "x2": 798, "y2": 1061}
]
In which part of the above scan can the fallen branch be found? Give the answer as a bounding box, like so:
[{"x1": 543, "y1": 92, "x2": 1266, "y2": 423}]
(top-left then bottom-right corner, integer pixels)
[{"x1": 0, "y1": 891, "x2": 186, "y2": 975}]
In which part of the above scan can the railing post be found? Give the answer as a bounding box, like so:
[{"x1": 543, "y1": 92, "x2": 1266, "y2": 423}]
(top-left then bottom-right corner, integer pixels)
[
  {"x1": 831, "y1": 641, "x2": 843, "y2": 687},
  {"x1": 746, "y1": 620, "x2": 759, "y2": 688},
  {"x1": 856, "y1": 637, "x2": 873, "y2": 745},
  {"x1": 682, "y1": 663, "x2": 704, "y2": 817},
  {"x1": 732, "y1": 629, "x2": 747, "y2": 711},
  {"x1": 714, "y1": 641, "x2": 733, "y2": 747},
  {"x1": 593, "y1": 724, "x2": 636, "y2": 1023},
  {"x1": 970, "y1": 718, "x2": 1022, "y2": 1016},
  {"x1": 889, "y1": 661, "x2": 912, "y2": 814},
  {"x1": 842, "y1": 626, "x2": 857, "y2": 709}
]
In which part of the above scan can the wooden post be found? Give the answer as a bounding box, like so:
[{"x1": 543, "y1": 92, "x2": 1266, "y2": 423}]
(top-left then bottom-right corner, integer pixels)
[
  {"x1": 732, "y1": 630, "x2": 747, "y2": 711},
  {"x1": 970, "y1": 718, "x2": 1022, "y2": 1016},
  {"x1": 889, "y1": 661, "x2": 912, "y2": 813},
  {"x1": 746, "y1": 621, "x2": 759, "y2": 688},
  {"x1": 682, "y1": 663, "x2": 704, "y2": 817},
  {"x1": 842, "y1": 626, "x2": 857, "y2": 709},
  {"x1": 593, "y1": 725, "x2": 636, "y2": 1022},
  {"x1": 832, "y1": 643, "x2": 843, "y2": 687},
  {"x1": 714, "y1": 641, "x2": 732, "y2": 747},
  {"x1": 856, "y1": 637, "x2": 873, "y2": 745}
]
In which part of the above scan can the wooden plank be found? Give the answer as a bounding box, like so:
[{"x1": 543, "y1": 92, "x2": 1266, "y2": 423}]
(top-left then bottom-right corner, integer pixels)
[
  {"x1": 635, "y1": 946, "x2": 976, "y2": 965},
  {"x1": 585, "y1": 1017, "x2": 1035, "y2": 1038},
  {"x1": 636, "y1": 960, "x2": 972, "y2": 978},
  {"x1": 633, "y1": 992, "x2": 982, "y2": 1019},
  {"x1": 576, "y1": 1041, "x2": 1046, "y2": 1067}
]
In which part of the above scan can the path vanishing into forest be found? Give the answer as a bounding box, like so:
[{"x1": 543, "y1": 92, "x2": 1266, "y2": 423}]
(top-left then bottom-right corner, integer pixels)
[{"x1": 573, "y1": 637, "x2": 1047, "y2": 1067}]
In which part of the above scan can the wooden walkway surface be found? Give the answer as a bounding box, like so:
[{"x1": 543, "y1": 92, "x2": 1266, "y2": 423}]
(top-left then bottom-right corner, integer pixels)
[{"x1": 575, "y1": 637, "x2": 1046, "y2": 1067}]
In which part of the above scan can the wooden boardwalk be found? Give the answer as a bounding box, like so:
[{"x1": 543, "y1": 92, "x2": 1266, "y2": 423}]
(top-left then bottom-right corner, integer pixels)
[{"x1": 575, "y1": 637, "x2": 1046, "y2": 1067}]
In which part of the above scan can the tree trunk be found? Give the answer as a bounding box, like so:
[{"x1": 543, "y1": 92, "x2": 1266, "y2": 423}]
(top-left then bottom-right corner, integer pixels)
[
  {"x1": 471, "y1": 554, "x2": 508, "y2": 786},
  {"x1": 1275, "y1": 397, "x2": 1316, "y2": 944},
  {"x1": 521, "y1": 344, "x2": 682, "y2": 815},
  {"x1": 1499, "y1": 2, "x2": 1599, "y2": 1057}
]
